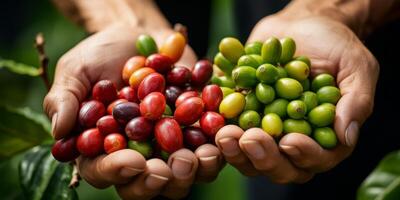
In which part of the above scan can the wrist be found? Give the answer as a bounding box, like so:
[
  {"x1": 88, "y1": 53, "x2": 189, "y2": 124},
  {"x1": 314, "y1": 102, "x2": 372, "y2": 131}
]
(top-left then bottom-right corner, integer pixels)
[{"x1": 278, "y1": 0, "x2": 370, "y2": 37}]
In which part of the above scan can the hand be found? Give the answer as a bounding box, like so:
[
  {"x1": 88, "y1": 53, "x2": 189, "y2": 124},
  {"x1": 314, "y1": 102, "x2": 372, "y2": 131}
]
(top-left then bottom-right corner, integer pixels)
[
  {"x1": 43, "y1": 24, "x2": 223, "y2": 199},
  {"x1": 216, "y1": 13, "x2": 379, "y2": 183}
]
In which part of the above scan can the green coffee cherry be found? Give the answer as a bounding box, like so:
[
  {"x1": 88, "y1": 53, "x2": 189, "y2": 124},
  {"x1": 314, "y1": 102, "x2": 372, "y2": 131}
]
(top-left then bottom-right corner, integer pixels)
[
  {"x1": 218, "y1": 76, "x2": 236, "y2": 88},
  {"x1": 160, "y1": 151, "x2": 170, "y2": 161},
  {"x1": 280, "y1": 37, "x2": 296, "y2": 64},
  {"x1": 262, "y1": 113, "x2": 283, "y2": 137},
  {"x1": 277, "y1": 67, "x2": 288, "y2": 78},
  {"x1": 128, "y1": 141, "x2": 152, "y2": 159},
  {"x1": 284, "y1": 60, "x2": 310, "y2": 81},
  {"x1": 264, "y1": 98, "x2": 289, "y2": 118},
  {"x1": 283, "y1": 119, "x2": 312, "y2": 135},
  {"x1": 244, "y1": 91, "x2": 262, "y2": 111},
  {"x1": 214, "y1": 52, "x2": 235, "y2": 76},
  {"x1": 275, "y1": 78, "x2": 303, "y2": 100},
  {"x1": 219, "y1": 37, "x2": 245, "y2": 63},
  {"x1": 232, "y1": 66, "x2": 258, "y2": 89},
  {"x1": 287, "y1": 100, "x2": 307, "y2": 119},
  {"x1": 294, "y1": 56, "x2": 311, "y2": 67},
  {"x1": 239, "y1": 110, "x2": 261, "y2": 130},
  {"x1": 245, "y1": 41, "x2": 263, "y2": 55},
  {"x1": 255, "y1": 83, "x2": 275, "y2": 104},
  {"x1": 238, "y1": 55, "x2": 260, "y2": 69},
  {"x1": 311, "y1": 73, "x2": 335, "y2": 92},
  {"x1": 300, "y1": 91, "x2": 318, "y2": 113},
  {"x1": 256, "y1": 64, "x2": 279, "y2": 84},
  {"x1": 136, "y1": 34, "x2": 158, "y2": 56},
  {"x1": 300, "y1": 79, "x2": 310, "y2": 91},
  {"x1": 221, "y1": 87, "x2": 235, "y2": 98},
  {"x1": 261, "y1": 37, "x2": 281, "y2": 64},
  {"x1": 250, "y1": 54, "x2": 264, "y2": 65},
  {"x1": 317, "y1": 86, "x2": 341, "y2": 105},
  {"x1": 313, "y1": 127, "x2": 337, "y2": 149},
  {"x1": 219, "y1": 92, "x2": 246, "y2": 119},
  {"x1": 308, "y1": 103, "x2": 336, "y2": 127},
  {"x1": 163, "y1": 104, "x2": 172, "y2": 116}
]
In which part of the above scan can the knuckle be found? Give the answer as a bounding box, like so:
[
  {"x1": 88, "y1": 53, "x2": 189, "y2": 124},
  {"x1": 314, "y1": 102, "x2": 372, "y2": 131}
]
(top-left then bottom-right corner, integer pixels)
[{"x1": 255, "y1": 160, "x2": 278, "y2": 172}]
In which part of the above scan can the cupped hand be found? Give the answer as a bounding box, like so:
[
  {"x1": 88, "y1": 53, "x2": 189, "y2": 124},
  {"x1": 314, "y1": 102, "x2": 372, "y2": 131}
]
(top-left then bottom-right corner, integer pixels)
[
  {"x1": 43, "y1": 24, "x2": 223, "y2": 199},
  {"x1": 216, "y1": 14, "x2": 379, "y2": 183}
]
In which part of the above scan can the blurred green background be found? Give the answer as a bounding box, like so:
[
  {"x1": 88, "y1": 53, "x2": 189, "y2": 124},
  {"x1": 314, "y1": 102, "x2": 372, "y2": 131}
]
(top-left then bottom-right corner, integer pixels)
[{"x1": 0, "y1": 0, "x2": 248, "y2": 199}]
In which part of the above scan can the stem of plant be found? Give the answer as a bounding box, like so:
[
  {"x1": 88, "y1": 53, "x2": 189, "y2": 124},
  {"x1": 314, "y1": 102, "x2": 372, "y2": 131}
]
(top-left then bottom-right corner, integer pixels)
[
  {"x1": 34, "y1": 33, "x2": 51, "y2": 91},
  {"x1": 69, "y1": 162, "x2": 81, "y2": 188}
]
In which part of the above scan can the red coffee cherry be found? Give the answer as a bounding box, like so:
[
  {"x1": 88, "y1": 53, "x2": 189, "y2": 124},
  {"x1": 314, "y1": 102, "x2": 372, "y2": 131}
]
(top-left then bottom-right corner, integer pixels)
[
  {"x1": 79, "y1": 100, "x2": 106, "y2": 128},
  {"x1": 104, "y1": 133, "x2": 127, "y2": 154},
  {"x1": 92, "y1": 80, "x2": 118, "y2": 104},
  {"x1": 77, "y1": 128, "x2": 104, "y2": 157},
  {"x1": 51, "y1": 136, "x2": 80, "y2": 162}
]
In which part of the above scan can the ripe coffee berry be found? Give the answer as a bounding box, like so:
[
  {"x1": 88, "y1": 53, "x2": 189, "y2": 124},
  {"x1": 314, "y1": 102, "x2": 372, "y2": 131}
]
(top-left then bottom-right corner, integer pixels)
[
  {"x1": 118, "y1": 86, "x2": 138, "y2": 102},
  {"x1": 137, "y1": 73, "x2": 166, "y2": 100},
  {"x1": 145, "y1": 54, "x2": 173, "y2": 74},
  {"x1": 175, "y1": 91, "x2": 198, "y2": 107},
  {"x1": 140, "y1": 92, "x2": 166, "y2": 120},
  {"x1": 51, "y1": 136, "x2": 80, "y2": 162},
  {"x1": 191, "y1": 60, "x2": 213, "y2": 87},
  {"x1": 174, "y1": 97, "x2": 204, "y2": 126},
  {"x1": 125, "y1": 116, "x2": 153, "y2": 141},
  {"x1": 107, "y1": 99, "x2": 128, "y2": 115},
  {"x1": 92, "y1": 80, "x2": 118, "y2": 104},
  {"x1": 155, "y1": 118, "x2": 183, "y2": 154},
  {"x1": 96, "y1": 115, "x2": 120, "y2": 135},
  {"x1": 165, "y1": 86, "x2": 183, "y2": 107},
  {"x1": 104, "y1": 133, "x2": 127, "y2": 154},
  {"x1": 202, "y1": 84, "x2": 223, "y2": 111},
  {"x1": 77, "y1": 128, "x2": 104, "y2": 157},
  {"x1": 79, "y1": 100, "x2": 106, "y2": 128},
  {"x1": 200, "y1": 111, "x2": 225, "y2": 137},
  {"x1": 167, "y1": 66, "x2": 191, "y2": 86},
  {"x1": 112, "y1": 102, "x2": 140, "y2": 124},
  {"x1": 122, "y1": 56, "x2": 146, "y2": 84},
  {"x1": 183, "y1": 126, "x2": 207, "y2": 151}
]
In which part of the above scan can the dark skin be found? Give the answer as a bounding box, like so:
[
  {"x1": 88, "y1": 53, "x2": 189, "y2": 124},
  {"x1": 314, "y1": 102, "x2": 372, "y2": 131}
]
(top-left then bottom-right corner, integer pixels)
[{"x1": 45, "y1": 0, "x2": 399, "y2": 199}]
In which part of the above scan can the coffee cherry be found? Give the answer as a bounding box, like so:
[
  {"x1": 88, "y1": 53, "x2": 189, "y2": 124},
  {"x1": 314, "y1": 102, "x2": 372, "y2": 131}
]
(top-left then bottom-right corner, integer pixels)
[
  {"x1": 128, "y1": 140, "x2": 153, "y2": 159},
  {"x1": 167, "y1": 66, "x2": 192, "y2": 86},
  {"x1": 137, "y1": 73, "x2": 166, "y2": 100},
  {"x1": 103, "y1": 133, "x2": 127, "y2": 154},
  {"x1": 199, "y1": 111, "x2": 225, "y2": 137},
  {"x1": 112, "y1": 102, "x2": 140, "y2": 125},
  {"x1": 92, "y1": 80, "x2": 118, "y2": 104},
  {"x1": 165, "y1": 86, "x2": 183, "y2": 107},
  {"x1": 202, "y1": 84, "x2": 223, "y2": 111},
  {"x1": 155, "y1": 118, "x2": 183, "y2": 154},
  {"x1": 159, "y1": 32, "x2": 186, "y2": 63},
  {"x1": 129, "y1": 67, "x2": 156, "y2": 89},
  {"x1": 183, "y1": 126, "x2": 207, "y2": 150},
  {"x1": 191, "y1": 60, "x2": 213, "y2": 87},
  {"x1": 140, "y1": 92, "x2": 166, "y2": 120},
  {"x1": 175, "y1": 91, "x2": 198, "y2": 107},
  {"x1": 79, "y1": 100, "x2": 106, "y2": 128},
  {"x1": 122, "y1": 56, "x2": 146, "y2": 84},
  {"x1": 125, "y1": 116, "x2": 153, "y2": 141},
  {"x1": 118, "y1": 86, "x2": 138, "y2": 103},
  {"x1": 51, "y1": 136, "x2": 80, "y2": 162},
  {"x1": 174, "y1": 97, "x2": 204, "y2": 126},
  {"x1": 145, "y1": 54, "x2": 173, "y2": 74},
  {"x1": 96, "y1": 115, "x2": 120, "y2": 136},
  {"x1": 136, "y1": 34, "x2": 158, "y2": 56},
  {"x1": 77, "y1": 128, "x2": 104, "y2": 157},
  {"x1": 107, "y1": 99, "x2": 128, "y2": 115}
]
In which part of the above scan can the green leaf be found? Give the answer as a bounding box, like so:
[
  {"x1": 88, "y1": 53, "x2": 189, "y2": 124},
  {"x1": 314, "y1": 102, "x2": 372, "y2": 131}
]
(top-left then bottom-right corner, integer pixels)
[
  {"x1": 0, "y1": 105, "x2": 51, "y2": 160},
  {"x1": 19, "y1": 145, "x2": 78, "y2": 200},
  {"x1": 358, "y1": 150, "x2": 400, "y2": 200},
  {"x1": 0, "y1": 58, "x2": 41, "y2": 76}
]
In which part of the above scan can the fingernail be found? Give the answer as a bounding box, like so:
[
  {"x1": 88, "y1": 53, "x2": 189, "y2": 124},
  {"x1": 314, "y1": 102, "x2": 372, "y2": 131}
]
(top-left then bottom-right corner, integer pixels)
[
  {"x1": 280, "y1": 145, "x2": 300, "y2": 156},
  {"x1": 345, "y1": 121, "x2": 359, "y2": 147},
  {"x1": 145, "y1": 174, "x2": 169, "y2": 190},
  {"x1": 120, "y1": 167, "x2": 144, "y2": 178},
  {"x1": 199, "y1": 156, "x2": 218, "y2": 168},
  {"x1": 218, "y1": 137, "x2": 240, "y2": 157},
  {"x1": 51, "y1": 113, "x2": 58, "y2": 137},
  {"x1": 171, "y1": 157, "x2": 193, "y2": 179},
  {"x1": 241, "y1": 140, "x2": 265, "y2": 159}
]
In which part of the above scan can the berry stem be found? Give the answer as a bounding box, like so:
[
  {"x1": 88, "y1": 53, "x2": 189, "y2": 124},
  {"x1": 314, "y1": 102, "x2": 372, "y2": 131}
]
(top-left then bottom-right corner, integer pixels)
[
  {"x1": 69, "y1": 163, "x2": 81, "y2": 188},
  {"x1": 34, "y1": 33, "x2": 51, "y2": 91}
]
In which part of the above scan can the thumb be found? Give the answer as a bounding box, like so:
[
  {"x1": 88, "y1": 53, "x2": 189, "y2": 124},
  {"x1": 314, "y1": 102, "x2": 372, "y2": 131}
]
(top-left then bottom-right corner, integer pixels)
[
  {"x1": 334, "y1": 48, "x2": 379, "y2": 148},
  {"x1": 43, "y1": 60, "x2": 91, "y2": 140}
]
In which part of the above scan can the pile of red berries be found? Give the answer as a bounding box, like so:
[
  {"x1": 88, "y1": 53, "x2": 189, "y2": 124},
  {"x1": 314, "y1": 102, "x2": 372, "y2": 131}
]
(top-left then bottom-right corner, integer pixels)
[{"x1": 51, "y1": 32, "x2": 226, "y2": 162}]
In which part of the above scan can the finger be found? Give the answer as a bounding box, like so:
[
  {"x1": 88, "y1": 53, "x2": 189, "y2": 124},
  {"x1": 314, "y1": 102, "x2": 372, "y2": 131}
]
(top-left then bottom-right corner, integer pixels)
[
  {"x1": 239, "y1": 128, "x2": 313, "y2": 183},
  {"x1": 215, "y1": 125, "x2": 259, "y2": 177},
  {"x1": 161, "y1": 149, "x2": 198, "y2": 199},
  {"x1": 116, "y1": 158, "x2": 172, "y2": 200},
  {"x1": 279, "y1": 133, "x2": 352, "y2": 172},
  {"x1": 77, "y1": 149, "x2": 146, "y2": 188},
  {"x1": 194, "y1": 144, "x2": 224, "y2": 183},
  {"x1": 43, "y1": 58, "x2": 91, "y2": 139},
  {"x1": 335, "y1": 46, "x2": 379, "y2": 147}
]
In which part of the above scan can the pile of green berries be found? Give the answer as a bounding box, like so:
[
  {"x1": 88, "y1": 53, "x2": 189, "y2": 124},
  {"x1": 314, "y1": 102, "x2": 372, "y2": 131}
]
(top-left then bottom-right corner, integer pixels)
[{"x1": 212, "y1": 37, "x2": 341, "y2": 149}]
